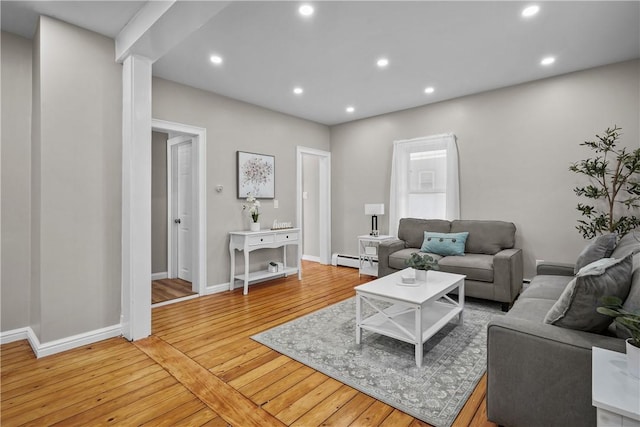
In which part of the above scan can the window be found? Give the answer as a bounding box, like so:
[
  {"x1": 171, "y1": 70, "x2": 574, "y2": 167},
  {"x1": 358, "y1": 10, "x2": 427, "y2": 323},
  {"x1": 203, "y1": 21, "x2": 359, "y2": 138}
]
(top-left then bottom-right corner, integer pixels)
[{"x1": 389, "y1": 134, "x2": 459, "y2": 235}]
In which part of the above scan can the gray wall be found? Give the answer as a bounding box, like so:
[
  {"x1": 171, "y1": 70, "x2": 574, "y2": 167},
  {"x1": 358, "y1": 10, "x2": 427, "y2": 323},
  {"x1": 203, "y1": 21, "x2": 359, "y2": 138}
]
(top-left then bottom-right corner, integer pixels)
[
  {"x1": 29, "y1": 17, "x2": 122, "y2": 342},
  {"x1": 302, "y1": 154, "x2": 320, "y2": 258},
  {"x1": 1, "y1": 32, "x2": 32, "y2": 331},
  {"x1": 330, "y1": 60, "x2": 640, "y2": 278},
  {"x1": 152, "y1": 78, "x2": 331, "y2": 285},
  {"x1": 151, "y1": 131, "x2": 168, "y2": 274}
]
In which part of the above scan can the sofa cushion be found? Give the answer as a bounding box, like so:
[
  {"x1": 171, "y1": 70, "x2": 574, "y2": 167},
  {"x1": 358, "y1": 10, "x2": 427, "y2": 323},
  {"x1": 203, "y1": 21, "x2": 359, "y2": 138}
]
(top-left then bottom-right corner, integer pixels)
[
  {"x1": 438, "y1": 253, "x2": 494, "y2": 282},
  {"x1": 397, "y1": 218, "x2": 451, "y2": 249},
  {"x1": 611, "y1": 231, "x2": 640, "y2": 259},
  {"x1": 507, "y1": 298, "x2": 558, "y2": 323},
  {"x1": 574, "y1": 233, "x2": 617, "y2": 274},
  {"x1": 544, "y1": 255, "x2": 633, "y2": 333},
  {"x1": 420, "y1": 231, "x2": 469, "y2": 256},
  {"x1": 521, "y1": 276, "x2": 572, "y2": 301},
  {"x1": 388, "y1": 248, "x2": 443, "y2": 270},
  {"x1": 450, "y1": 220, "x2": 515, "y2": 255}
]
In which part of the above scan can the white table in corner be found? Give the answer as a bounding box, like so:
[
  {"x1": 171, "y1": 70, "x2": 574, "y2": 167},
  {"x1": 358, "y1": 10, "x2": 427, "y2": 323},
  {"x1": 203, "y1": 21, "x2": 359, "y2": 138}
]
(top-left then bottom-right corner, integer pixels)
[
  {"x1": 592, "y1": 346, "x2": 640, "y2": 427},
  {"x1": 229, "y1": 228, "x2": 301, "y2": 295}
]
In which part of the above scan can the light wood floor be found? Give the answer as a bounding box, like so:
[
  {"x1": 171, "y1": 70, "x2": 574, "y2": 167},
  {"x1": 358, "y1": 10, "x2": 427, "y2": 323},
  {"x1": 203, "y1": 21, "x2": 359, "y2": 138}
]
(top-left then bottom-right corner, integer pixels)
[
  {"x1": 152, "y1": 277, "x2": 197, "y2": 304},
  {"x1": 1, "y1": 262, "x2": 497, "y2": 426}
]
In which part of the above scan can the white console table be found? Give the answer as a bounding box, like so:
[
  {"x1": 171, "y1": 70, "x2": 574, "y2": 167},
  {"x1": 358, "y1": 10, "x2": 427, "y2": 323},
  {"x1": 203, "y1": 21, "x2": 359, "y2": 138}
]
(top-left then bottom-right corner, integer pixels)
[{"x1": 229, "y1": 228, "x2": 301, "y2": 295}]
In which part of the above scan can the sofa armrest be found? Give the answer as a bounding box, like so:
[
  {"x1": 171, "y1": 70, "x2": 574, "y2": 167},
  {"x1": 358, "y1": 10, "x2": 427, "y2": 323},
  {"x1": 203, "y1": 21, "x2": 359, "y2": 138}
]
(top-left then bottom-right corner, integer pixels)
[
  {"x1": 487, "y1": 316, "x2": 625, "y2": 427},
  {"x1": 536, "y1": 261, "x2": 575, "y2": 276},
  {"x1": 492, "y1": 248, "x2": 523, "y2": 305},
  {"x1": 378, "y1": 239, "x2": 406, "y2": 277}
]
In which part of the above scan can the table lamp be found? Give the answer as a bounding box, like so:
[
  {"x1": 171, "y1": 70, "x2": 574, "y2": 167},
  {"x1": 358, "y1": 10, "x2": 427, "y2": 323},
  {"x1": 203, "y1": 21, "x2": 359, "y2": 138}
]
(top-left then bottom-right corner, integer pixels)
[{"x1": 365, "y1": 204, "x2": 384, "y2": 236}]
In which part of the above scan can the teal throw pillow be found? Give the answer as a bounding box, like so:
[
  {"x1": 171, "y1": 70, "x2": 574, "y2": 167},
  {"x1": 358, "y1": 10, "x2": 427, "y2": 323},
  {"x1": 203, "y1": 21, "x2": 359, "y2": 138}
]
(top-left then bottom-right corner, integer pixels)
[{"x1": 421, "y1": 231, "x2": 469, "y2": 256}]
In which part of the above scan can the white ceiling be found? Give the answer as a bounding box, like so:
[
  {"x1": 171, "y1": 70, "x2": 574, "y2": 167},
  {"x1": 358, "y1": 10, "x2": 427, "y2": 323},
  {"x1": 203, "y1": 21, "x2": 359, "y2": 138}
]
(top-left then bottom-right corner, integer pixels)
[{"x1": 2, "y1": 1, "x2": 639, "y2": 125}]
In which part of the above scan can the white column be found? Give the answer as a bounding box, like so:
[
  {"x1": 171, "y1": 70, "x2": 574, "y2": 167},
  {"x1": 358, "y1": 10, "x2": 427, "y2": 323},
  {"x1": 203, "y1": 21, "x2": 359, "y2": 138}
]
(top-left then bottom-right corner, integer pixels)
[{"x1": 121, "y1": 54, "x2": 152, "y2": 341}]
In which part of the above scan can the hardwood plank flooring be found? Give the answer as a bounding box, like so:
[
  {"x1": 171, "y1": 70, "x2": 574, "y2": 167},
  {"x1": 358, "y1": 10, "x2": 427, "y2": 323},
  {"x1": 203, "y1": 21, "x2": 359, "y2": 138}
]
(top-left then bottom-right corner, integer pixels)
[
  {"x1": 1, "y1": 262, "x2": 498, "y2": 426},
  {"x1": 152, "y1": 278, "x2": 196, "y2": 304}
]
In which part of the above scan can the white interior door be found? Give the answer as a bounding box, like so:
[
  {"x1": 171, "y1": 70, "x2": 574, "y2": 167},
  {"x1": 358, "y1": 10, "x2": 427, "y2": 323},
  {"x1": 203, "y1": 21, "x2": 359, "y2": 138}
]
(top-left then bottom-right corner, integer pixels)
[
  {"x1": 176, "y1": 142, "x2": 193, "y2": 281},
  {"x1": 168, "y1": 135, "x2": 193, "y2": 282}
]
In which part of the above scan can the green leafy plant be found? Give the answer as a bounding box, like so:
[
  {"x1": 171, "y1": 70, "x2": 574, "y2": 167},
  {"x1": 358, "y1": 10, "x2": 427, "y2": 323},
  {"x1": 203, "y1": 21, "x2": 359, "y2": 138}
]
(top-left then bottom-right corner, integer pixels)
[
  {"x1": 569, "y1": 125, "x2": 640, "y2": 239},
  {"x1": 597, "y1": 296, "x2": 640, "y2": 348},
  {"x1": 405, "y1": 252, "x2": 439, "y2": 271}
]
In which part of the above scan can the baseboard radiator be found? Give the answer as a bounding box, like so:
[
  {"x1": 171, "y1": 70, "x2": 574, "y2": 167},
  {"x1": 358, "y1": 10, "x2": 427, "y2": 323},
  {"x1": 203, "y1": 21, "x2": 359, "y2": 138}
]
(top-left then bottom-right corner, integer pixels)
[{"x1": 331, "y1": 253, "x2": 360, "y2": 268}]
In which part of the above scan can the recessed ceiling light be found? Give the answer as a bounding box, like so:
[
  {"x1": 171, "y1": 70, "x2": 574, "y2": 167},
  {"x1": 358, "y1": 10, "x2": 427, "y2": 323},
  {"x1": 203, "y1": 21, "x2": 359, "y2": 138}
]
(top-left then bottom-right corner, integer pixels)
[
  {"x1": 299, "y1": 4, "x2": 314, "y2": 16},
  {"x1": 346, "y1": 106, "x2": 355, "y2": 113},
  {"x1": 293, "y1": 87, "x2": 304, "y2": 95},
  {"x1": 424, "y1": 87, "x2": 435, "y2": 94},
  {"x1": 377, "y1": 58, "x2": 389, "y2": 68},
  {"x1": 541, "y1": 56, "x2": 555, "y2": 66},
  {"x1": 522, "y1": 5, "x2": 540, "y2": 17},
  {"x1": 210, "y1": 55, "x2": 223, "y2": 65}
]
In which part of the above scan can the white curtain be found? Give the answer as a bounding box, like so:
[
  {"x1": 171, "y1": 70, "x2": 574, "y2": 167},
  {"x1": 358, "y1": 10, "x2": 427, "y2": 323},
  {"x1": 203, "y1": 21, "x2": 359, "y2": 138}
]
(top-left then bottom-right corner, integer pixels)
[{"x1": 389, "y1": 133, "x2": 460, "y2": 236}]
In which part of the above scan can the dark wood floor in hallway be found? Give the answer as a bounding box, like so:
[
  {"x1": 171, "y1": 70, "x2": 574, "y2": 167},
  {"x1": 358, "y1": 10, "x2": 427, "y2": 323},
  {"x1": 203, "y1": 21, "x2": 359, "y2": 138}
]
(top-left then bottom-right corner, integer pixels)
[{"x1": 1, "y1": 262, "x2": 497, "y2": 426}]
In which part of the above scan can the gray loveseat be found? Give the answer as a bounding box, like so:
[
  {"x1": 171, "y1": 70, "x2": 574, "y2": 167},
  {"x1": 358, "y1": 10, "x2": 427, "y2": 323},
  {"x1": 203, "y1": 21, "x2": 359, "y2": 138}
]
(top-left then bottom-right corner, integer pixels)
[
  {"x1": 378, "y1": 218, "x2": 523, "y2": 309},
  {"x1": 487, "y1": 232, "x2": 640, "y2": 427}
]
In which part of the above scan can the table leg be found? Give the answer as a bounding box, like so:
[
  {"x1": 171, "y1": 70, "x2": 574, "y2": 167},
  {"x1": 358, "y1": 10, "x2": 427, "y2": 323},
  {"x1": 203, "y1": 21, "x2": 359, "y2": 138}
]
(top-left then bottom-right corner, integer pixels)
[
  {"x1": 415, "y1": 305, "x2": 423, "y2": 367},
  {"x1": 244, "y1": 250, "x2": 249, "y2": 295},
  {"x1": 355, "y1": 293, "x2": 362, "y2": 344},
  {"x1": 458, "y1": 281, "x2": 465, "y2": 325},
  {"x1": 229, "y1": 247, "x2": 235, "y2": 291}
]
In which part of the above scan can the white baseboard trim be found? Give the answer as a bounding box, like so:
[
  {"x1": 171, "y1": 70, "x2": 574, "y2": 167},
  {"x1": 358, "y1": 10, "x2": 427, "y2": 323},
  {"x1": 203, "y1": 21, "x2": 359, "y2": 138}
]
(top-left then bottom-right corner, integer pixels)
[
  {"x1": 205, "y1": 282, "x2": 231, "y2": 295},
  {"x1": 1, "y1": 324, "x2": 122, "y2": 358},
  {"x1": 302, "y1": 255, "x2": 321, "y2": 263},
  {"x1": 0, "y1": 327, "x2": 32, "y2": 345},
  {"x1": 151, "y1": 272, "x2": 168, "y2": 280}
]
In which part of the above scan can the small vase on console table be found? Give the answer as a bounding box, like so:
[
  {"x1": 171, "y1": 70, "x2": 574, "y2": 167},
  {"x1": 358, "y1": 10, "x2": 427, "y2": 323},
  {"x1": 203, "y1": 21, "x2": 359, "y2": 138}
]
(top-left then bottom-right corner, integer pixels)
[{"x1": 250, "y1": 222, "x2": 260, "y2": 232}]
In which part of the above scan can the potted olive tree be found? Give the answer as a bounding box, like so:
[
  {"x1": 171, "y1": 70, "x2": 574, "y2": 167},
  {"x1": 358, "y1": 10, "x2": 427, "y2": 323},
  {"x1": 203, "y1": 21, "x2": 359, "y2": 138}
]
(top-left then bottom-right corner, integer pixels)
[
  {"x1": 597, "y1": 296, "x2": 640, "y2": 378},
  {"x1": 569, "y1": 126, "x2": 640, "y2": 239}
]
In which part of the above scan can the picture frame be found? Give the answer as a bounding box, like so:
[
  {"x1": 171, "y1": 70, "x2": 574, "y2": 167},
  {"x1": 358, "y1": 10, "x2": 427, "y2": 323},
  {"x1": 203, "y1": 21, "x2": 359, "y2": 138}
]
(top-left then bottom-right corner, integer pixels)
[{"x1": 237, "y1": 151, "x2": 275, "y2": 199}]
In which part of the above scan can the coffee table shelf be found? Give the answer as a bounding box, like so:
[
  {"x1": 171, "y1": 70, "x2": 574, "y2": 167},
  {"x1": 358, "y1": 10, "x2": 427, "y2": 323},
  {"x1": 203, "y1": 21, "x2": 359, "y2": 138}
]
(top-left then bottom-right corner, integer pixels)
[{"x1": 361, "y1": 300, "x2": 462, "y2": 344}]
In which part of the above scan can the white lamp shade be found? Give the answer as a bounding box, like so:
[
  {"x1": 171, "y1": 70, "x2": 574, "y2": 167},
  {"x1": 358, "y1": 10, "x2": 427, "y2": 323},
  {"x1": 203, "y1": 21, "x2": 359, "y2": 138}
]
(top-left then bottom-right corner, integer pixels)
[{"x1": 364, "y1": 203, "x2": 385, "y2": 215}]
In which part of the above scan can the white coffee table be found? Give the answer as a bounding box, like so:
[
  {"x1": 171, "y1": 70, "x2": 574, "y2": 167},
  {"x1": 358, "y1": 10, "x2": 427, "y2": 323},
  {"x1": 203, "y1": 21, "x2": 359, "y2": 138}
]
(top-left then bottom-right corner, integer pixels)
[{"x1": 354, "y1": 268, "x2": 466, "y2": 367}]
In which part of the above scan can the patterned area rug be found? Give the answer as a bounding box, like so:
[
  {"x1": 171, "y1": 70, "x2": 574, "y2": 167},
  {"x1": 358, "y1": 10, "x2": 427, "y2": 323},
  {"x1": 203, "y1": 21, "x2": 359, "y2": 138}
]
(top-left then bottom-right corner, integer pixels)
[{"x1": 252, "y1": 297, "x2": 503, "y2": 427}]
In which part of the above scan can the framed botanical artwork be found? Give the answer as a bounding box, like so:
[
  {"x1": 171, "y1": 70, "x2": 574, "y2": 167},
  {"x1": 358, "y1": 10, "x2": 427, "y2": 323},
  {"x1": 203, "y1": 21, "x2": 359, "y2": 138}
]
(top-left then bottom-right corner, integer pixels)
[{"x1": 237, "y1": 151, "x2": 275, "y2": 199}]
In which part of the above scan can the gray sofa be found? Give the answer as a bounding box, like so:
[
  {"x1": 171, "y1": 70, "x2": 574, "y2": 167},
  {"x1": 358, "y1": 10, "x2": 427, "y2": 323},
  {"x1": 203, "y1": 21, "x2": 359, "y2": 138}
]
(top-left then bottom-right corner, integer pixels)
[
  {"x1": 378, "y1": 218, "x2": 523, "y2": 309},
  {"x1": 487, "y1": 232, "x2": 640, "y2": 427}
]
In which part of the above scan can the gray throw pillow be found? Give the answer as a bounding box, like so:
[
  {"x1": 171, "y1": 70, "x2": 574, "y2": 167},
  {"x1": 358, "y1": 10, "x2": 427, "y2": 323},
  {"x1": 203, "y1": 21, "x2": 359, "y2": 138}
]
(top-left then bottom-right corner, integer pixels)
[
  {"x1": 574, "y1": 233, "x2": 617, "y2": 274},
  {"x1": 544, "y1": 254, "x2": 633, "y2": 333}
]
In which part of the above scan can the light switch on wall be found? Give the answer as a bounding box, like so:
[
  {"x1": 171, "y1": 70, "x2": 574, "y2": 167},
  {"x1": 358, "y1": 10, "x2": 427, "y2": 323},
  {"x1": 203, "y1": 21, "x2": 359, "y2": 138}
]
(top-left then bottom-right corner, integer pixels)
[
  {"x1": 302, "y1": 191, "x2": 308, "y2": 200},
  {"x1": 274, "y1": 199, "x2": 279, "y2": 208}
]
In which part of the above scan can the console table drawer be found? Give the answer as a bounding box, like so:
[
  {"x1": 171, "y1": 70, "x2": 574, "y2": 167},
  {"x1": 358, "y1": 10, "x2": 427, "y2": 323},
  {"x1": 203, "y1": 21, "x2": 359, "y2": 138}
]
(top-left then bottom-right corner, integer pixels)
[
  {"x1": 247, "y1": 235, "x2": 275, "y2": 246},
  {"x1": 276, "y1": 232, "x2": 298, "y2": 242}
]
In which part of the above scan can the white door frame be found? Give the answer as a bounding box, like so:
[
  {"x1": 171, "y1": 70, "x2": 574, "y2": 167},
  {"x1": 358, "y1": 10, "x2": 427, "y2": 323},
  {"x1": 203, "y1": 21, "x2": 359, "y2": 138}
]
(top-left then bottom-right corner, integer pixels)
[
  {"x1": 296, "y1": 147, "x2": 331, "y2": 264},
  {"x1": 152, "y1": 119, "x2": 207, "y2": 295}
]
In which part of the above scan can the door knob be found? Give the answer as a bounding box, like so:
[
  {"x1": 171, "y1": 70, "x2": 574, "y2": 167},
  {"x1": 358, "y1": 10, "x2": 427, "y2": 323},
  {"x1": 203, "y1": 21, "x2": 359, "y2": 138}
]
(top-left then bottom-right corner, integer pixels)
[{"x1": 174, "y1": 218, "x2": 181, "y2": 224}]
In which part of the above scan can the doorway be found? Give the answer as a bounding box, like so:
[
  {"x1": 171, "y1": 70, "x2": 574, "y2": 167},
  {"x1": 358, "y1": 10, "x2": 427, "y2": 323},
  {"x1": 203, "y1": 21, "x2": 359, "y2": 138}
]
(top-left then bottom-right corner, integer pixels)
[
  {"x1": 150, "y1": 120, "x2": 207, "y2": 307},
  {"x1": 296, "y1": 147, "x2": 331, "y2": 265}
]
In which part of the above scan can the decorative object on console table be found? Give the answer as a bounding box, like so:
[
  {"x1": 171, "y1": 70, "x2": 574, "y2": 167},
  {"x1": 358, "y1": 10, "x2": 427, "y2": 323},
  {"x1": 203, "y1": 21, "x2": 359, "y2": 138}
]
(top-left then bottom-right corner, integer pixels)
[
  {"x1": 364, "y1": 203, "x2": 384, "y2": 236},
  {"x1": 242, "y1": 193, "x2": 261, "y2": 231},
  {"x1": 272, "y1": 220, "x2": 293, "y2": 230},
  {"x1": 358, "y1": 234, "x2": 394, "y2": 277},
  {"x1": 237, "y1": 151, "x2": 275, "y2": 199}
]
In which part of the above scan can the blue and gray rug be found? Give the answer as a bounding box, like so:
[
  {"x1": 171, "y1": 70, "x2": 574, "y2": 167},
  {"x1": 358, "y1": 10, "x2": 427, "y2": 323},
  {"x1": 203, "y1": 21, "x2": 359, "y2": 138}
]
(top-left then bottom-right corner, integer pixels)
[{"x1": 252, "y1": 297, "x2": 503, "y2": 427}]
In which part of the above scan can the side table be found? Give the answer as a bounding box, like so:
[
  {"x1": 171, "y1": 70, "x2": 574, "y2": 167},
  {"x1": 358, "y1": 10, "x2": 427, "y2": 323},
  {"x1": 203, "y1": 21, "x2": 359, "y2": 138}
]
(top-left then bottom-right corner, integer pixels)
[
  {"x1": 592, "y1": 346, "x2": 640, "y2": 427},
  {"x1": 358, "y1": 234, "x2": 394, "y2": 277}
]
